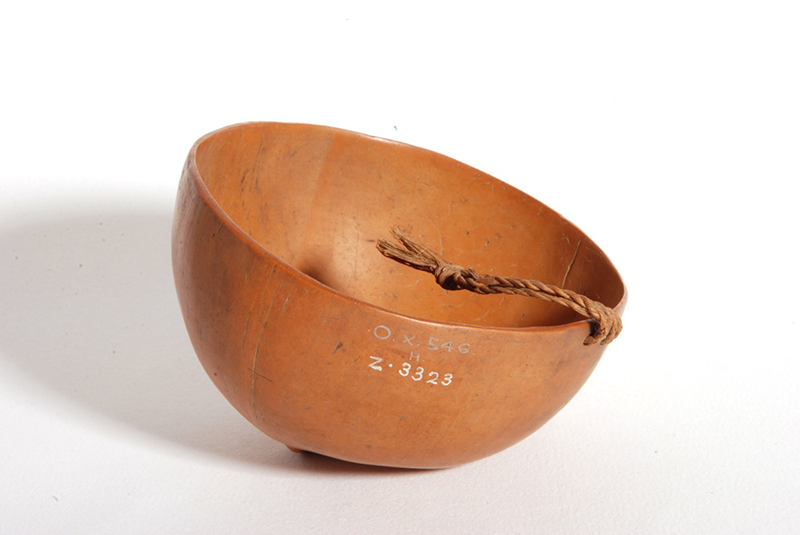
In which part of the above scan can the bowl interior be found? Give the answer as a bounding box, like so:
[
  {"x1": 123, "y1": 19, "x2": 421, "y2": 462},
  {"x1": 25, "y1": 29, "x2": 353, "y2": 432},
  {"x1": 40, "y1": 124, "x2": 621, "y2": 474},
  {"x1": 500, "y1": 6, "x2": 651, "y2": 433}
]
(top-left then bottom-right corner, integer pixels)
[{"x1": 193, "y1": 123, "x2": 624, "y2": 329}]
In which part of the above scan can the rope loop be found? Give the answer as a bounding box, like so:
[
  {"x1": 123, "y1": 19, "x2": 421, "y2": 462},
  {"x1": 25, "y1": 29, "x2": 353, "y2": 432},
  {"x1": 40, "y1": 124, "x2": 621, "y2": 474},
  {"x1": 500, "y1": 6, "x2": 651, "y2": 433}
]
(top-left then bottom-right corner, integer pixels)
[{"x1": 377, "y1": 227, "x2": 622, "y2": 345}]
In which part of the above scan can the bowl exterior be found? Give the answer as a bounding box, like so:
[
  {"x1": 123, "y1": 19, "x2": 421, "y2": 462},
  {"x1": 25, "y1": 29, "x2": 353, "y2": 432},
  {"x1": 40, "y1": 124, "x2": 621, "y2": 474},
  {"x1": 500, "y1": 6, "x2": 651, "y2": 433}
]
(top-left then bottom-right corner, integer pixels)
[{"x1": 172, "y1": 134, "x2": 614, "y2": 469}]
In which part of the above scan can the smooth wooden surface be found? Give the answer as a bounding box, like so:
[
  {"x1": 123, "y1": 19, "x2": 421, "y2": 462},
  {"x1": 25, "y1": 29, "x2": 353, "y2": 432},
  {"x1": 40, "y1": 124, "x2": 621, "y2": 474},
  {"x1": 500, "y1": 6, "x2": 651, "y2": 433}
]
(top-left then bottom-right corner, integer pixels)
[{"x1": 172, "y1": 122, "x2": 626, "y2": 468}]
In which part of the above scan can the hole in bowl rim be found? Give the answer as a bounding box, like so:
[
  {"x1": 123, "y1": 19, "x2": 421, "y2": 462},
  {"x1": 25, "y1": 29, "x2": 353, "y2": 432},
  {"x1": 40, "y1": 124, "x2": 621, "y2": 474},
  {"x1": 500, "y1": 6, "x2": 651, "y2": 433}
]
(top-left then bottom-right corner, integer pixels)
[{"x1": 183, "y1": 121, "x2": 628, "y2": 339}]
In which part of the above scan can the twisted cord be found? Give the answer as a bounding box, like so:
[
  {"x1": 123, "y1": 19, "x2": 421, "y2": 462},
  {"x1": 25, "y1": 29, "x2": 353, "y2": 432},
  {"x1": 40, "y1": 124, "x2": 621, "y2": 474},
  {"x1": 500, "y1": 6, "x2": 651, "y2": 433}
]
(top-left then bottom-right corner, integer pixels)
[{"x1": 377, "y1": 227, "x2": 622, "y2": 345}]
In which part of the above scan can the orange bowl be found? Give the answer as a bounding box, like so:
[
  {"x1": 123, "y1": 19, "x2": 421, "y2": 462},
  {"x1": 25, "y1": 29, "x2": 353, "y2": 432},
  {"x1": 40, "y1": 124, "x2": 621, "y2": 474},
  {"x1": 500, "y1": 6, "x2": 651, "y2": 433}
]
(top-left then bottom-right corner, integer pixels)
[{"x1": 172, "y1": 122, "x2": 626, "y2": 468}]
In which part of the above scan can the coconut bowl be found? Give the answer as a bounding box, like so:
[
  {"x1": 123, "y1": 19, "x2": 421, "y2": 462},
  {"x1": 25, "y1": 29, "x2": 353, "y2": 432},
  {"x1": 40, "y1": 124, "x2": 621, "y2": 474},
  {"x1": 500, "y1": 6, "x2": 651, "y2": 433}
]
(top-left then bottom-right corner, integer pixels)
[{"x1": 172, "y1": 122, "x2": 626, "y2": 468}]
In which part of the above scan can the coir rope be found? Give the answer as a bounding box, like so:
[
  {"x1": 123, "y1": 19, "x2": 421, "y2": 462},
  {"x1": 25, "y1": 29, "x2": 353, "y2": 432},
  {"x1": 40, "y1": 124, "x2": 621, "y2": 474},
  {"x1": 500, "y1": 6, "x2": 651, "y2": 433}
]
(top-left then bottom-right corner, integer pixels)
[{"x1": 377, "y1": 227, "x2": 622, "y2": 345}]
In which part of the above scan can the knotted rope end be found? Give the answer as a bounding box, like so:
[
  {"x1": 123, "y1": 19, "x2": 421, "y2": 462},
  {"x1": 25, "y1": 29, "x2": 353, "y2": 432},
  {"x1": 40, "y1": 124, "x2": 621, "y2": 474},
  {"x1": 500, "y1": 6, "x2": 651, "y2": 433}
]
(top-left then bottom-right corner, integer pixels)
[{"x1": 377, "y1": 228, "x2": 469, "y2": 291}]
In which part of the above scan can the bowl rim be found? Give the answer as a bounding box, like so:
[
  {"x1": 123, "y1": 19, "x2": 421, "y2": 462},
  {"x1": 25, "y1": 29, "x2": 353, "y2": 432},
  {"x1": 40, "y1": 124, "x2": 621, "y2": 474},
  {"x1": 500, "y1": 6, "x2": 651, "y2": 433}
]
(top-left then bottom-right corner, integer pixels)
[{"x1": 184, "y1": 121, "x2": 628, "y2": 337}]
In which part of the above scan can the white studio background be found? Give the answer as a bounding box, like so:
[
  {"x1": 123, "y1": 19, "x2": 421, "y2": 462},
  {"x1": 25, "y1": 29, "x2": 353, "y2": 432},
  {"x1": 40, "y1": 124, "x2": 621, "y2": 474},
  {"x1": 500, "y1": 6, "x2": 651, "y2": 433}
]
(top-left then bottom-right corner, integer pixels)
[{"x1": 1, "y1": 1, "x2": 798, "y2": 533}]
